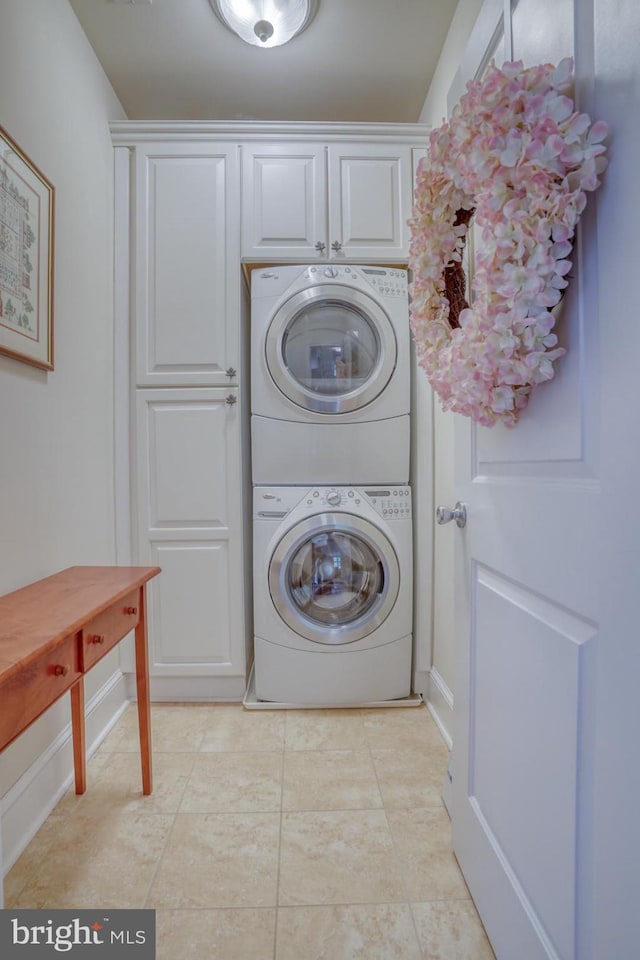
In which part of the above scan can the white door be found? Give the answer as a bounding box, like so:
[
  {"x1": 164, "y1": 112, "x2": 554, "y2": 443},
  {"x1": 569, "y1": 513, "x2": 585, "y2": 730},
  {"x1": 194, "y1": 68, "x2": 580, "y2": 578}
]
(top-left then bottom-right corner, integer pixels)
[
  {"x1": 327, "y1": 143, "x2": 412, "y2": 261},
  {"x1": 444, "y1": 1, "x2": 640, "y2": 958},
  {"x1": 133, "y1": 142, "x2": 240, "y2": 387},
  {"x1": 241, "y1": 143, "x2": 327, "y2": 259},
  {"x1": 134, "y1": 387, "x2": 246, "y2": 693}
]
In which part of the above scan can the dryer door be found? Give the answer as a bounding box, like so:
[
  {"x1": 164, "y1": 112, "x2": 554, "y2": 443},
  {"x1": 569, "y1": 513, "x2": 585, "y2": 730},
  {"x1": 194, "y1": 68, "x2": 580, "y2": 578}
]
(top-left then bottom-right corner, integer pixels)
[
  {"x1": 269, "y1": 513, "x2": 400, "y2": 644},
  {"x1": 265, "y1": 284, "x2": 397, "y2": 414}
]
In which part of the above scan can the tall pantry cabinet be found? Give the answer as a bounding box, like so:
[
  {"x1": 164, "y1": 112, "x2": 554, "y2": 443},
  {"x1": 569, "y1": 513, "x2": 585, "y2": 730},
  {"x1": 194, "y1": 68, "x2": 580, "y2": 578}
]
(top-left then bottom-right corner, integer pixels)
[
  {"x1": 112, "y1": 122, "x2": 428, "y2": 700},
  {"x1": 116, "y1": 138, "x2": 248, "y2": 700}
]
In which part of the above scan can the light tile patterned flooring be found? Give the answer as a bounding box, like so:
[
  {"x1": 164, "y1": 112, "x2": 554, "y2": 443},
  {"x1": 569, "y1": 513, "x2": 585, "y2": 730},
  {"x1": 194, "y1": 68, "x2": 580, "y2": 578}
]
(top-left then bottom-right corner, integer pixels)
[{"x1": 6, "y1": 703, "x2": 495, "y2": 959}]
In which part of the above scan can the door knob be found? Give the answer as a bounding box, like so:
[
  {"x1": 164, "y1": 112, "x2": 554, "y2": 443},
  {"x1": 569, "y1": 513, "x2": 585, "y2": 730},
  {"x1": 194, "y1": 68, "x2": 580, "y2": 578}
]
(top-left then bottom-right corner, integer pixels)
[{"x1": 436, "y1": 502, "x2": 467, "y2": 528}]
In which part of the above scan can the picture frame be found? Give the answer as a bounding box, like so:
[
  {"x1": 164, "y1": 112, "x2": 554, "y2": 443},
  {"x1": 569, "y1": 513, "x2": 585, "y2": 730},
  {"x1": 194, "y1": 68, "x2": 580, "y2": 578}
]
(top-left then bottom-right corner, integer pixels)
[{"x1": 0, "y1": 126, "x2": 54, "y2": 370}]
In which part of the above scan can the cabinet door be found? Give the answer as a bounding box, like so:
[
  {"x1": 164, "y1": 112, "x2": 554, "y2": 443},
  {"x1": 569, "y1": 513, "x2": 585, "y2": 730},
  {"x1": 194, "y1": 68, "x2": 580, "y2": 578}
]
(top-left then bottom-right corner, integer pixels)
[
  {"x1": 327, "y1": 144, "x2": 413, "y2": 261},
  {"x1": 134, "y1": 387, "x2": 245, "y2": 679},
  {"x1": 241, "y1": 143, "x2": 327, "y2": 259},
  {"x1": 134, "y1": 143, "x2": 240, "y2": 386}
]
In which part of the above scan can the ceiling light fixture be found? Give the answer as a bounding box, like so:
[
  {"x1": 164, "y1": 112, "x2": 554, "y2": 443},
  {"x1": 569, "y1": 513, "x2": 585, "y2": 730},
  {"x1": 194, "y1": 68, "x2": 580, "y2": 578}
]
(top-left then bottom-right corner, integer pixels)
[{"x1": 210, "y1": 0, "x2": 318, "y2": 49}]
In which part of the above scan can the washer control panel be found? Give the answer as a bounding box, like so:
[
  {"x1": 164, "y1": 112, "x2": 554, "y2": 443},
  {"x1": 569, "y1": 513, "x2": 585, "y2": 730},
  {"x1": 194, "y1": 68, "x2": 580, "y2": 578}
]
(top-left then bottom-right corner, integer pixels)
[
  {"x1": 300, "y1": 486, "x2": 412, "y2": 519},
  {"x1": 304, "y1": 488, "x2": 352, "y2": 509}
]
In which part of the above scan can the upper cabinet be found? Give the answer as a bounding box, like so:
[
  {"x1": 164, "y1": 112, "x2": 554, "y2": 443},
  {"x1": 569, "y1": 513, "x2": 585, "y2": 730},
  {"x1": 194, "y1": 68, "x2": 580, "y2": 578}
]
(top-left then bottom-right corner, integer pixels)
[
  {"x1": 241, "y1": 142, "x2": 326, "y2": 260},
  {"x1": 327, "y1": 143, "x2": 413, "y2": 261},
  {"x1": 132, "y1": 141, "x2": 240, "y2": 387},
  {"x1": 241, "y1": 139, "x2": 416, "y2": 262}
]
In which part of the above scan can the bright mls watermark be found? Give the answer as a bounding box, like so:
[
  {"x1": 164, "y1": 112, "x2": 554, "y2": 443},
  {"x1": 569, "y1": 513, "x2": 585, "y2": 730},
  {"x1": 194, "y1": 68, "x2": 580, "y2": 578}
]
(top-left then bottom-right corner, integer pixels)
[{"x1": 0, "y1": 910, "x2": 155, "y2": 958}]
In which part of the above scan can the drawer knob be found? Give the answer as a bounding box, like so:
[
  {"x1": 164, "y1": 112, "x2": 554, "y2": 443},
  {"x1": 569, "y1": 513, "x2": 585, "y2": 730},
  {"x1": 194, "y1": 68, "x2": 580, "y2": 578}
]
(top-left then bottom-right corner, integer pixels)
[
  {"x1": 53, "y1": 664, "x2": 70, "y2": 677},
  {"x1": 125, "y1": 606, "x2": 138, "y2": 615},
  {"x1": 89, "y1": 634, "x2": 105, "y2": 645}
]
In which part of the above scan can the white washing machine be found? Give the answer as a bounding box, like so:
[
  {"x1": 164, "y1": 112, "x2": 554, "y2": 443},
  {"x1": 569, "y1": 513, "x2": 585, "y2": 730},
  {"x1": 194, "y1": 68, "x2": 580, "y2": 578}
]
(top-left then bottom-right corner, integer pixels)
[
  {"x1": 253, "y1": 484, "x2": 413, "y2": 705},
  {"x1": 251, "y1": 264, "x2": 410, "y2": 485}
]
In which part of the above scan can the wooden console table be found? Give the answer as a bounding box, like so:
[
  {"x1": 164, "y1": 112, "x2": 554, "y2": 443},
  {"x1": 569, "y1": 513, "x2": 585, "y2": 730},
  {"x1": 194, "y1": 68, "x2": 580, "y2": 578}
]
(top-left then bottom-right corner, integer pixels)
[{"x1": 0, "y1": 566, "x2": 160, "y2": 796}]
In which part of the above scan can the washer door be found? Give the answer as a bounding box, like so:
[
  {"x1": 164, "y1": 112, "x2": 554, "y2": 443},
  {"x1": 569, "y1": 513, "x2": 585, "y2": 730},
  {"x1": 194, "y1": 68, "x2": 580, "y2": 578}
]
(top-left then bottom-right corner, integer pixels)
[
  {"x1": 269, "y1": 513, "x2": 400, "y2": 644},
  {"x1": 265, "y1": 284, "x2": 397, "y2": 414}
]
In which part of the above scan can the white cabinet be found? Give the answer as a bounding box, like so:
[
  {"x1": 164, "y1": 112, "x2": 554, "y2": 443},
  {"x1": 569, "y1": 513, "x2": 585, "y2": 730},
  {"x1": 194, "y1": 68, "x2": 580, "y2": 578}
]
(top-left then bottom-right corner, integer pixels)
[
  {"x1": 327, "y1": 143, "x2": 413, "y2": 261},
  {"x1": 241, "y1": 143, "x2": 326, "y2": 260},
  {"x1": 241, "y1": 141, "x2": 414, "y2": 262},
  {"x1": 117, "y1": 135, "x2": 248, "y2": 699},
  {"x1": 111, "y1": 121, "x2": 429, "y2": 699},
  {"x1": 134, "y1": 387, "x2": 247, "y2": 697},
  {"x1": 133, "y1": 142, "x2": 240, "y2": 387}
]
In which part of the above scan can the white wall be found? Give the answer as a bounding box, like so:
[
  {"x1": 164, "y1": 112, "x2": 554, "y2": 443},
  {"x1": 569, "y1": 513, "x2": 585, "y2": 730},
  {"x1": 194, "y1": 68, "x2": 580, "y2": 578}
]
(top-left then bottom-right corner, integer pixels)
[
  {"x1": 414, "y1": 0, "x2": 484, "y2": 742},
  {"x1": 0, "y1": 0, "x2": 127, "y2": 875},
  {"x1": 419, "y1": 0, "x2": 486, "y2": 127}
]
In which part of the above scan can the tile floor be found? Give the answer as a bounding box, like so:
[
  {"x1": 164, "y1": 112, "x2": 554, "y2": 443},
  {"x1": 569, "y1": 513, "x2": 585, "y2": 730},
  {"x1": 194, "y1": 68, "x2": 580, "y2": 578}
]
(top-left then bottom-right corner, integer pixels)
[{"x1": 5, "y1": 703, "x2": 495, "y2": 959}]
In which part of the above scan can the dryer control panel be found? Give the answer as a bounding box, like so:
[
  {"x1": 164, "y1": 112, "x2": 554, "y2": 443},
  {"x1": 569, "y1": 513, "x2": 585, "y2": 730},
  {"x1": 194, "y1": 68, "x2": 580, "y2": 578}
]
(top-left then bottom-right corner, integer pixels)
[
  {"x1": 361, "y1": 486, "x2": 412, "y2": 519},
  {"x1": 301, "y1": 264, "x2": 408, "y2": 299},
  {"x1": 360, "y1": 267, "x2": 408, "y2": 299}
]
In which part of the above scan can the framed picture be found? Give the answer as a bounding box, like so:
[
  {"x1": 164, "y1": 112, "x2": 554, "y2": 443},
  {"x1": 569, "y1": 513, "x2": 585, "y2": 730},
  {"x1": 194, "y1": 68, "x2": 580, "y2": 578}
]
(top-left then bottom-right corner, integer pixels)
[{"x1": 0, "y1": 126, "x2": 54, "y2": 370}]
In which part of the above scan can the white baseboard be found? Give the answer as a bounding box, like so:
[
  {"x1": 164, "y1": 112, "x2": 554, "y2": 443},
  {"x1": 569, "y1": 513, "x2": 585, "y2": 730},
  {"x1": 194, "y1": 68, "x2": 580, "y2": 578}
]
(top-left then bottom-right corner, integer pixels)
[
  {"x1": 415, "y1": 668, "x2": 454, "y2": 818},
  {"x1": 426, "y1": 666, "x2": 454, "y2": 750},
  {"x1": 1, "y1": 670, "x2": 129, "y2": 877},
  {"x1": 124, "y1": 673, "x2": 247, "y2": 702}
]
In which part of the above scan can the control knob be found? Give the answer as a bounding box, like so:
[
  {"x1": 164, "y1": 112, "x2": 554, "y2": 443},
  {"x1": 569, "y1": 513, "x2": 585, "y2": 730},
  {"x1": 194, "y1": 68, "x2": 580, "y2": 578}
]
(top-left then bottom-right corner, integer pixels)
[
  {"x1": 324, "y1": 266, "x2": 339, "y2": 279},
  {"x1": 326, "y1": 490, "x2": 341, "y2": 506}
]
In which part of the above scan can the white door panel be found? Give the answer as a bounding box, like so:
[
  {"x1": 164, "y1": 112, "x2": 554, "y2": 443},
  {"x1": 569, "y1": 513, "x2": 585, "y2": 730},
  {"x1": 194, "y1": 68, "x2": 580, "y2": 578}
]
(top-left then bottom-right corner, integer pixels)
[
  {"x1": 139, "y1": 392, "x2": 233, "y2": 531},
  {"x1": 134, "y1": 143, "x2": 240, "y2": 386},
  {"x1": 241, "y1": 143, "x2": 326, "y2": 258},
  {"x1": 511, "y1": 0, "x2": 573, "y2": 67},
  {"x1": 134, "y1": 387, "x2": 245, "y2": 678},
  {"x1": 148, "y1": 541, "x2": 237, "y2": 674},
  {"x1": 454, "y1": 413, "x2": 598, "y2": 959},
  {"x1": 473, "y1": 298, "x2": 587, "y2": 470},
  {"x1": 442, "y1": 1, "x2": 635, "y2": 958},
  {"x1": 328, "y1": 144, "x2": 412, "y2": 260},
  {"x1": 469, "y1": 567, "x2": 594, "y2": 960}
]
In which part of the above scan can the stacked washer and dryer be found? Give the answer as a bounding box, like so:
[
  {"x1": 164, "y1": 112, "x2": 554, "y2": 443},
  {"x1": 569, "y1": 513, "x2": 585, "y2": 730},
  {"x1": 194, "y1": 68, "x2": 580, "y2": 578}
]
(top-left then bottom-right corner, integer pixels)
[{"x1": 250, "y1": 263, "x2": 413, "y2": 705}]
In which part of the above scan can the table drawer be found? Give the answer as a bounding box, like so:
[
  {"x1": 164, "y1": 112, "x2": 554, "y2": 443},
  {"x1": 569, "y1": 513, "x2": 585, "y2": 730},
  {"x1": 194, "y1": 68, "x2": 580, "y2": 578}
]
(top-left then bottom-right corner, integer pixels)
[
  {"x1": 80, "y1": 589, "x2": 140, "y2": 670},
  {"x1": 0, "y1": 634, "x2": 80, "y2": 751}
]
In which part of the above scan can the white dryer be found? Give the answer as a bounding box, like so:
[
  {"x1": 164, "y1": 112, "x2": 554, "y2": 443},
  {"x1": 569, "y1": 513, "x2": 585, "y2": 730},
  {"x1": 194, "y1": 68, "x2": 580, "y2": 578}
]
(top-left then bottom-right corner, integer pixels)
[
  {"x1": 253, "y1": 484, "x2": 413, "y2": 705},
  {"x1": 251, "y1": 264, "x2": 410, "y2": 485}
]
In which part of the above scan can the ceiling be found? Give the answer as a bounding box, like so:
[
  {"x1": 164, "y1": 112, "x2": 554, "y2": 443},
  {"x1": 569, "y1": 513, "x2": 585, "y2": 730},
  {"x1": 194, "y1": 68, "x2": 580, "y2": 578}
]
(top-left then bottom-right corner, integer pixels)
[{"x1": 68, "y1": 0, "x2": 458, "y2": 123}]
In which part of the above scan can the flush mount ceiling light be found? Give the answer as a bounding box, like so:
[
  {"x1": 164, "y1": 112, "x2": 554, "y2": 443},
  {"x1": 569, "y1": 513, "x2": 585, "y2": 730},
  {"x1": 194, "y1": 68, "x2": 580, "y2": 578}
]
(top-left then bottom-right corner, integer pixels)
[{"x1": 210, "y1": 0, "x2": 318, "y2": 48}]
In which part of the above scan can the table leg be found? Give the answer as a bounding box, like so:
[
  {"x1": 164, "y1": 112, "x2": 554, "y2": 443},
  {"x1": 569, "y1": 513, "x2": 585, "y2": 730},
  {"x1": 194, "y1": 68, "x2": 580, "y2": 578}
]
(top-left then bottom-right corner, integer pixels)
[
  {"x1": 70, "y1": 678, "x2": 86, "y2": 795},
  {"x1": 134, "y1": 585, "x2": 153, "y2": 795}
]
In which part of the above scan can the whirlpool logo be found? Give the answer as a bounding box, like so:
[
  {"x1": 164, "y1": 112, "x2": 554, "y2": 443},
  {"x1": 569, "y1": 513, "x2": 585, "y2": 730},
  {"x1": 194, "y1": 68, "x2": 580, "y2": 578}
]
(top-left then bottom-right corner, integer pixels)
[{"x1": 1, "y1": 911, "x2": 155, "y2": 958}]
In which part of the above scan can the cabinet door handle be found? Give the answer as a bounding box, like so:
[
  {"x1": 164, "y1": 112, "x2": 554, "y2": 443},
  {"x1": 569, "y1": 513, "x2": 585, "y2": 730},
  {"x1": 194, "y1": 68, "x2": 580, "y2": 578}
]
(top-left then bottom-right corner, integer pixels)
[
  {"x1": 53, "y1": 664, "x2": 71, "y2": 677},
  {"x1": 331, "y1": 240, "x2": 342, "y2": 252},
  {"x1": 125, "y1": 606, "x2": 138, "y2": 615},
  {"x1": 225, "y1": 367, "x2": 237, "y2": 378},
  {"x1": 225, "y1": 394, "x2": 237, "y2": 405},
  {"x1": 88, "y1": 634, "x2": 106, "y2": 645},
  {"x1": 314, "y1": 241, "x2": 326, "y2": 253}
]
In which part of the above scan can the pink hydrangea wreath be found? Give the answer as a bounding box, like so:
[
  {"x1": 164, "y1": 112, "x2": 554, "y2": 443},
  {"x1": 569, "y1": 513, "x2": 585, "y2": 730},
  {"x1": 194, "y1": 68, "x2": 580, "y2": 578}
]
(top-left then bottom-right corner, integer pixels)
[{"x1": 408, "y1": 58, "x2": 608, "y2": 427}]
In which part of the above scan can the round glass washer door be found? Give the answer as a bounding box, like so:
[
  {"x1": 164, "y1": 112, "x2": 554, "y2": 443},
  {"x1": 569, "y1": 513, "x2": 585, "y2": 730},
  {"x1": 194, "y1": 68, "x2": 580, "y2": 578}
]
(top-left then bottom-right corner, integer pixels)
[
  {"x1": 265, "y1": 284, "x2": 397, "y2": 414},
  {"x1": 269, "y1": 513, "x2": 400, "y2": 645}
]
